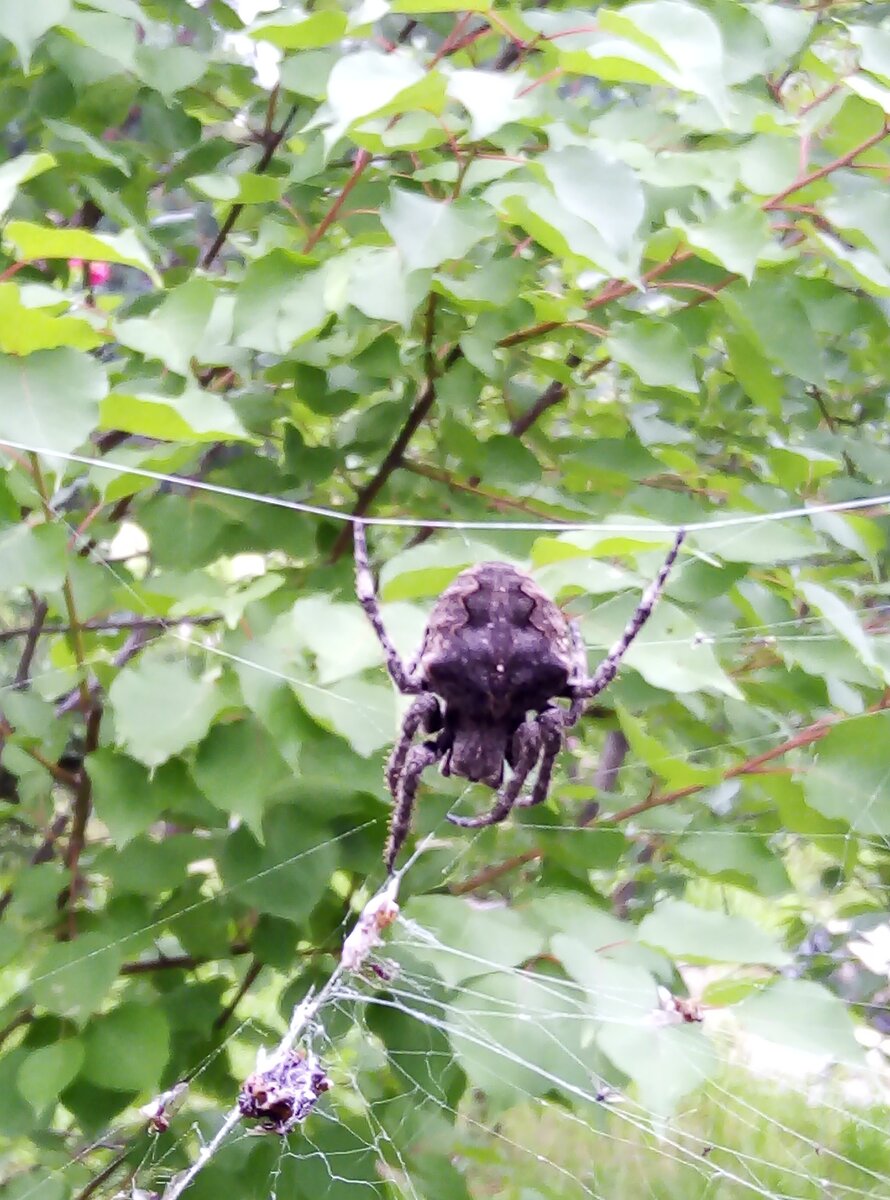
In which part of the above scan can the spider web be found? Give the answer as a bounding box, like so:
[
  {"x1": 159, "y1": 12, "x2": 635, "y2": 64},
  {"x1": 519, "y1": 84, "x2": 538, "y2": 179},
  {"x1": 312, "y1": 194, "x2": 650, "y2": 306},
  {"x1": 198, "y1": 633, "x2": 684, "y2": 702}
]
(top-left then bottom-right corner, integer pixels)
[{"x1": 2, "y1": 456, "x2": 890, "y2": 1200}]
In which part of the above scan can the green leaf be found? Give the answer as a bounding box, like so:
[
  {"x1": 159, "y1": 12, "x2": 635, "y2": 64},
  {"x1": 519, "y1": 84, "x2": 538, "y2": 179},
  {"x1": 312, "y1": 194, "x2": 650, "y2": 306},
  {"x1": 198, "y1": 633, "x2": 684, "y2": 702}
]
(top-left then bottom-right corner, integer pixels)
[
  {"x1": 82, "y1": 1003, "x2": 170, "y2": 1092},
  {"x1": 540, "y1": 146, "x2": 645, "y2": 261},
  {"x1": 607, "y1": 319, "x2": 697, "y2": 393},
  {"x1": 381, "y1": 190, "x2": 494, "y2": 271},
  {"x1": 806, "y1": 711, "x2": 890, "y2": 834},
  {"x1": 17, "y1": 1040, "x2": 84, "y2": 1112},
  {"x1": 719, "y1": 281, "x2": 825, "y2": 387},
  {"x1": 379, "y1": 536, "x2": 507, "y2": 600},
  {"x1": 233, "y1": 253, "x2": 328, "y2": 353},
  {"x1": 807, "y1": 226, "x2": 890, "y2": 298},
  {"x1": 676, "y1": 830, "x2": 791, "y2": 895},
  {"x1": 0, "y1": 347, "x2": 107, "y2": 454},
  {"x1": 734, "y1": 979, "x2": 863, "y2": 1065},
  {"x1": 108, "y1": 657, "x2": 222, "y2": 768},
  {"x1": 447, "y1": 70, "x2": 533, "y2": 141},
  {"x1": 0, "y1": 283, "x2": 102, "y2": 354},
  {"x1": 393, "y1": 0, "x2": 491, "y2": 10},
  {"x1": 89, "y1": 748, "x2": 171, "y2": 847},
  {"x1": 494, "y1": 181, "x2": 641, "y2": 278},
  {"x1": 559, "y1": 931, "x2": 717, "y2": 1115},
  {"x1": 448, "y1": 971, "x2": 594, "y2": 1107},
  {"x1": 580, "y1": 595, "x2": 741, "y2": 698},
  {"x1": 290, "y1": 596, "x2": 397, "y2": 683},
  {"x1": 335, "y1": 245, "x2": 429, "y2": 327},
  {"x1": 0, "y1": 0, "x2": 70, "y2": 70},
  {"x1": 400, "y1": 895, "x2": 545, "y2": 987},
  {"x1": 693, "y1": 519, "x2": 823, "y2": 564},
  {"x1": 100, "y1": 387, "x2": 249, "y2": 443},
  {"x1": 799, "y1": 581, "x2": 882, "y2": 677},
  {"x1": 135, "y1": 45, "x2": 206, "y2": 99},
  {"x1": 113, "y1": 279, "x2": 216, "y2": 375},
  {"x1": 326, "y1": 48, "x2": 426, "y2": 129},
  {"x1": 31, "y1": 933, "x2": 124, "y2": 1025},
  {"x1": 675, "y1": 205, "x2": 773, "y2": 281},
  {"x1": 638, "y1": 899, "x2": 791, "y2": 965},
  {"x1": 5, "y1": 222, "x2": 160, "y2": 285},
  {"x1": 249, "y1": 9, "x2": 348, "y2": 49},
  {"x1": 191, "y1": 172, "x2": 286, "y2": 204},
  {"x1": 616, "y1": 704, "x2": 722, "y2": 789},
  {"x1": 603, "y1": 1, "x2": 729, "y2": 113},
  {"x1": 0, "y1": 524, "x2": 68, "y2": 590},
  {"x1": 191, "y1": 718, "x2": 293, "y2": 836},
  {"x1": 291, "y1": 675, "x2": 395, "y2": 757},
  {"x1": 0, "y1": 152, "x2": 56, "y2": 218},
  {"x1": 599, "y1": 1017, "x2": 717, "y2": 1117},
  {"x1": 218, "y1": 807, "x2": 339, "y2": 922}
]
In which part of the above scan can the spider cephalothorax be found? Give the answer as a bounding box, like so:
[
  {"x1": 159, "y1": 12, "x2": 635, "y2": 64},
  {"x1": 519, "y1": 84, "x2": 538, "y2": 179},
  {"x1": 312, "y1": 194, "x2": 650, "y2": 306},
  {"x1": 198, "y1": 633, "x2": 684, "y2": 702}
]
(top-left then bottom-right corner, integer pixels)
[{"x1": 354, "y1": 523, "x2": 685, "y2": 870}]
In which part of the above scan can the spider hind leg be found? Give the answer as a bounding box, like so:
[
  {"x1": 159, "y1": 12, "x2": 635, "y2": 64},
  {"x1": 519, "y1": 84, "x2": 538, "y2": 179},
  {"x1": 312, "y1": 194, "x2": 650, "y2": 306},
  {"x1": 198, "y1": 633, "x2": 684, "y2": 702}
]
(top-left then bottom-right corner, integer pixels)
[
  {"x1": 569, "y1": 529, "x2": 685, "y2": 701},
  {"x1": 354, "y1": 520, "x2": 424, "y2": 695},
  {"x1": 386, "y1": 694, "x2": 443, "y2": 798},
  {"x1": 447, "y1": 716, "x2": 543, "y2": 829},
  {"x1": 385, "y1": 741, "x2": 443, "y2": 871},
  {"x1": 516, "y1": 707, "x2": 565, "y2": 810}
]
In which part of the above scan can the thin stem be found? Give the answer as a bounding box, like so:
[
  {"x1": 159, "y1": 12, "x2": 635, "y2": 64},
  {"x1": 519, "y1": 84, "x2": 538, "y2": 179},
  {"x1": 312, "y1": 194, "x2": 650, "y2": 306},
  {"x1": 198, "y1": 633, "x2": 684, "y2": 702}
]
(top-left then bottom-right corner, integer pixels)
[
  {"x1": 213, "y1": 957, "x2": 263, "y2": 1030},
  {"x1": 304, "y1": 149, "x2": 372, "y2": 253},
  {"x1": 202, "y1": 99, "x2": 300, "y2": 269},
  {"x1": 763, "y1": 120, "x2": 890, "y2": 211},
  {"x1": 329, "y1": 310, "x2": 460, "y2": 561},
  {"x1": 0, "y1": 614, "x2": 223, "y2": 643}
]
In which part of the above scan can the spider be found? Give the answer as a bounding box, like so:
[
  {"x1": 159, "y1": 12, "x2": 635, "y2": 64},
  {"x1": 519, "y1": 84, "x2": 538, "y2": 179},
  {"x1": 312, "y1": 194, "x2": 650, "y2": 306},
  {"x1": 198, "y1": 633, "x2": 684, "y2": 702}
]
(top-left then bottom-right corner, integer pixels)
[{"x1": 354, "y1": 522, "x2": 686, "y2": 870}]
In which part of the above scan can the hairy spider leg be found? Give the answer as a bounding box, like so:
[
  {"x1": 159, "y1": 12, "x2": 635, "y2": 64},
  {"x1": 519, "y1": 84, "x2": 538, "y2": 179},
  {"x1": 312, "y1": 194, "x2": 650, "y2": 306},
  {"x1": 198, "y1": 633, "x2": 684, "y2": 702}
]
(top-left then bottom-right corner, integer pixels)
[
  {"x1": 564, "y1": 621, "x2": 589, "y2": 725},
  {"x1": 516, "y1": 707, "x2": 566, "y2": 809},
  {"x1": 570, "y1": 528, "x2": 686, "y2": 700},
  {"x1": 447, "y1": 716, "x2": 544, "y2": 828},
  {"x1": 385, "y1": 741, "x2": 443, "y2": 871},
  {"x1": 354, "y1": 520, "x2": 424, "y2": 694},
  {"x1": 386, "y1": 694, "x2": 443, "y2": 797}
]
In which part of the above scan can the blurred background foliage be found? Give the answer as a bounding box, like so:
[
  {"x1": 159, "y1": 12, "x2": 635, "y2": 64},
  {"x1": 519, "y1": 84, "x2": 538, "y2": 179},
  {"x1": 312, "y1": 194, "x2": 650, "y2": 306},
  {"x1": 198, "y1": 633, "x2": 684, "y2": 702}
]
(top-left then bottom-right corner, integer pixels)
[{"x1": 3, "y1": 0, "x2": 890, "y2": 1197}]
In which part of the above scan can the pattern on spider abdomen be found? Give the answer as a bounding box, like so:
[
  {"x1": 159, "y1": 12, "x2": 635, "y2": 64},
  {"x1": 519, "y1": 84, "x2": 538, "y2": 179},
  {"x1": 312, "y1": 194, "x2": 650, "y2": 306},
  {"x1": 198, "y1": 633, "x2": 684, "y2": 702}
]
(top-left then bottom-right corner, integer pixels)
[{"x1": 420, "y1": 563, "x2": 574, "y2": 721}]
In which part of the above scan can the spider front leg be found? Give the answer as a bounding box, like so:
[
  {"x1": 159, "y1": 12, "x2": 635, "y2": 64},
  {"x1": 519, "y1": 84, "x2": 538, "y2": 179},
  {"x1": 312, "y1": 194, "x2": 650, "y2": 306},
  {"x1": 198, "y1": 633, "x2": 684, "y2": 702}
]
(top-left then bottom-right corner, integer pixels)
[
  {"x1": 386, "y1": 694, "x2": 443, "y2": 798},
  {"x1": 354, "y1": 521, "x2": 424, "y2": 694},
  {"x1": 385, "y1": 741, "x2": 443, "y2": 871},
  {"x1": 447, "y1": 718, "x2": 542, "y2": 829},
  {"x1": 570, "y1": 528, "x2": 685, "y2": 701}
]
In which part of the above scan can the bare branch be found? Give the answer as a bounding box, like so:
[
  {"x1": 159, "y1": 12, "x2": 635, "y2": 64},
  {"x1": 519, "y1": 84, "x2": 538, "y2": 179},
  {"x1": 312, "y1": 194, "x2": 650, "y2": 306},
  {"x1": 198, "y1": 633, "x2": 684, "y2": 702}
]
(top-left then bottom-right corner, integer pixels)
[
  {"x1": 13, "y1": 594, "x2": 48, "y2": 688},
  {"x1": 202, "y1": 98, "x2": 300, "y2": 270}
]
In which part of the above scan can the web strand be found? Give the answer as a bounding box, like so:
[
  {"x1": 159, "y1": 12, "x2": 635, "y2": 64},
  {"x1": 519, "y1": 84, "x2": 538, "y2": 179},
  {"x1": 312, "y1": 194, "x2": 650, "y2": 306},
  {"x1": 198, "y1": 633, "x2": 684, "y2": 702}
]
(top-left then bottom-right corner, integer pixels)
[{"x1": 2, "y1": 436, "x2": 889, "y2": 532}]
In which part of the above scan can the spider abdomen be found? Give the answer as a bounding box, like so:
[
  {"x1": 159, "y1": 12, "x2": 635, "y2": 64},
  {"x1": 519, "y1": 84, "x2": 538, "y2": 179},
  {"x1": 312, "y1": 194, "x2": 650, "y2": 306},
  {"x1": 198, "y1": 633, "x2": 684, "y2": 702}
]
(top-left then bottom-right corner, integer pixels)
[{"x1": 420, "y1": 562, "x2": 574, "y2": 719}]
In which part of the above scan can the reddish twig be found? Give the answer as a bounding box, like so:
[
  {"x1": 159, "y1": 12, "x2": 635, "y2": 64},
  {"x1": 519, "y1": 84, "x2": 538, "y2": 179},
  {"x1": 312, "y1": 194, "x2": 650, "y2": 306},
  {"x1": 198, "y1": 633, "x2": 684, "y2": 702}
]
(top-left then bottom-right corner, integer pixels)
[
  {"x1": 304, "y1": 149, "x2": 372, "y2": 253},
  {"x1": 450, "y1": 694, "x2": 890, "y2": 895}
]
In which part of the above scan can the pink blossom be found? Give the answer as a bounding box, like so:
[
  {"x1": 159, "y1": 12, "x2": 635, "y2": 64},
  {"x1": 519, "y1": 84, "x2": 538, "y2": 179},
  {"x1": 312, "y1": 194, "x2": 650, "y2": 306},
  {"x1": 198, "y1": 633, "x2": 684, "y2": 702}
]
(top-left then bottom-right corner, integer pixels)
[{"x1": 68, "y1": 259, "x2": 113, "y2": 285}]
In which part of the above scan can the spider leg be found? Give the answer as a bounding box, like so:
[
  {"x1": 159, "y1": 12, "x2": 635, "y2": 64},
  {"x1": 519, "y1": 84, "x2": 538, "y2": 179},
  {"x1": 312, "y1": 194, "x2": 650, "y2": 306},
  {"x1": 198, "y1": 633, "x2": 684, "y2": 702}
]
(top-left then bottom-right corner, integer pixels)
[
  {"x1": 569, "y1": 529, "x2": 685, "y2": 700},
  {"x1": 385, "y1": 741, "x2": 443, "y2": 871},
  {"x1": 516, "y1": 707, "x2": 565, "y2": 809},
  {"x1": 385, "y1": 694, "x2": 443, "y2": 798},
  {"x1": 563, "y1": 620, "x2": 589, "y2": 726},
  {"x1": 354, "y1": 520, "x2": 424, "y2": 694},
  {"x1": 447, "y1": 718, "x2": 542, "y2": 828}
]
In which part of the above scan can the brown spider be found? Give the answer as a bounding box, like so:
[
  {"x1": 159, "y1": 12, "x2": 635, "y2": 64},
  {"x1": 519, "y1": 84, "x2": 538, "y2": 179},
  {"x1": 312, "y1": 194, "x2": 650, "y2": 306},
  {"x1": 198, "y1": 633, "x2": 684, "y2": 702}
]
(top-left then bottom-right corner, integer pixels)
[{"x1": 354, "y1": 522, "x2": 685, "y2": 870}]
